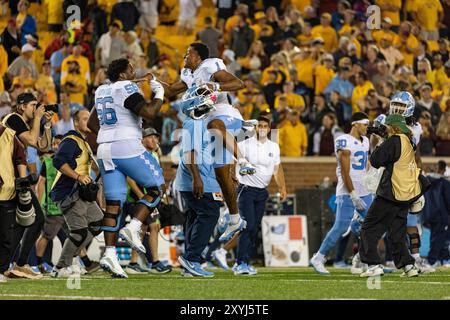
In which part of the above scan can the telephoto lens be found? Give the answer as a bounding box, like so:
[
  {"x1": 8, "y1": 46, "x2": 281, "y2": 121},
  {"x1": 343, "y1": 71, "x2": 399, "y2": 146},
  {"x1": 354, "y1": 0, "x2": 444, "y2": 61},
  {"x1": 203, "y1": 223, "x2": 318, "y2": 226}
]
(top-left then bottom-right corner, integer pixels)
[{"x1": 16, "y1": 189, "x2": 35, "y2": 226}]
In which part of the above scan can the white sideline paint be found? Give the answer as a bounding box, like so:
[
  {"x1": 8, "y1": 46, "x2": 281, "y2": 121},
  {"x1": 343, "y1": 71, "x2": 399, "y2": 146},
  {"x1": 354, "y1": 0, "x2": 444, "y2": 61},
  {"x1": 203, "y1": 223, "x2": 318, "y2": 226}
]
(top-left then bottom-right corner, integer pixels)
[{"x1": 0, "y1": 293, "x2": 155, "y2": 300}]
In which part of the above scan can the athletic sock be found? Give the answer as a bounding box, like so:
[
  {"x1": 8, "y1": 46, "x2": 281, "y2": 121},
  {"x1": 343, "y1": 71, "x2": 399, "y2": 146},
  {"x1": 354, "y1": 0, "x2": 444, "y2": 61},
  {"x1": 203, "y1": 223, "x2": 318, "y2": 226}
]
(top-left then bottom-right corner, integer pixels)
[
  {"x1": 36, "y1": 257, "x2": 43, "y2": 265},
  {"x1": 129, "y1": 218, "x2": 142, "y2": 231},
  {"x1": 105, "y1": 246, "x2": 116, "y2": 256},
  {"x1": 230, "y1": 214, "x2": 240, "y2": 224},
  {"x1": 315, "y1": 252, "x2": 325, "y2": 261},
  {"x1": 81, "y1": 256, "x2": 92, "y2": 268},
  {"x1": 412, "y1": 253, "x2": 420, "y2": 260}
]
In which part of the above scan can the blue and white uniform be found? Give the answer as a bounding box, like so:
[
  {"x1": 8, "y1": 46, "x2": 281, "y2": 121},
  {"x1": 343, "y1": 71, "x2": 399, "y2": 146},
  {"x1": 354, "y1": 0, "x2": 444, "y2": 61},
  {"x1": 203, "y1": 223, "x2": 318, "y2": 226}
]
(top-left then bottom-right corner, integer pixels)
[
  {"x1": 95, "y1": 80, "x2": 164, "y2": 206},
  {"x1": 318, "y1": 134, "x2": 373, "y2": 256},
  {"x1": 180, "y1": 58, "x2": 244, "y2": 167}
]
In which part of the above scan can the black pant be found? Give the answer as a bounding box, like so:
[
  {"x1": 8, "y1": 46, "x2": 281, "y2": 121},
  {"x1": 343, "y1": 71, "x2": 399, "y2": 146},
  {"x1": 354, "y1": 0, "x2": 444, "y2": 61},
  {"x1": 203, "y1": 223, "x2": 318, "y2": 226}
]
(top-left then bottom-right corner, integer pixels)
[
  {"x1": 181, "y1": 192, "x2": 220, "y2": 263},
  {"x1": 360, "y1": 196, "x2": 415, "y2": 268},
  {"x1": 0, "y1": 200, "x2": 16, "y2": 274},
  {"x1": 428, "y1": 217, "x2": 450, "y2": 264},
  {"x1": 10, "y1": 191, "x2": 44, "y2": 266}
]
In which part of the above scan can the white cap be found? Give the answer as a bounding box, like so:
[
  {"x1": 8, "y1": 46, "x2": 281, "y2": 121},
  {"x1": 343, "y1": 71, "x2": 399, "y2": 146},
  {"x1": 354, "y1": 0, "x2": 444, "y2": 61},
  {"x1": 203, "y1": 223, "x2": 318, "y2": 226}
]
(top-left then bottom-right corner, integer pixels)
[
  {"x1": 222, "y1": 49, "x2": 235, "y2": 62},
  {"x1": 383, "y1": 17, "x2": 392, "y2": 24},
  {"x1": 21, "y1": 44, "x2": 36, "y2": 53}
]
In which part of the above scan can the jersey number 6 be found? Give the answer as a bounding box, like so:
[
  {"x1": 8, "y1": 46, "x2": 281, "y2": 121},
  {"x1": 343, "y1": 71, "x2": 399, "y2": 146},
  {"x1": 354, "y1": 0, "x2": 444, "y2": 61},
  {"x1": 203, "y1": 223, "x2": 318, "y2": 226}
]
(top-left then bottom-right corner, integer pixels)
[{"x1": 96, "y1": 96, "x2": 117, "y2": 125}]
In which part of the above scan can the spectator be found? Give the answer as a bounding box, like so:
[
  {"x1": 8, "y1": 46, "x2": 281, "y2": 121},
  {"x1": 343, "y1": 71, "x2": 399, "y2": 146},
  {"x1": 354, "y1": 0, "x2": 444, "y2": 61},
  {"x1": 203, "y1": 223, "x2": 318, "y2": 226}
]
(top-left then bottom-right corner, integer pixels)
[
  {"x1": 358, "y1": 89, "x2": 389, "y2": 120},
  {"x1": 34, "y1": 60, "x2": 57, "y2": 104},
  {"x1": 124, "y1": 31, "x2": 143, "y2": 67},
  {"x1": 274, "y1": 81, "x2": 305, "y2": 111},
  {"x1": 230, "y1": 14, "x2": 255, "y2": 58},
  {"x1": 251, "y1": 11, "x2": 273, "y2": 40},
  {"x1": 324, "y1": 66, "x2": 354, "y2": 122},
  {"x1": 371, "y1": 60, "x2": 396, "y2": 93},
  {"x1": 12, "y1": 65, "x2": 35, "y2": 90},
  {"x1": 16, "y1": 0, "x2": 37, "y2": 46},
  {"x1": 44, "y1": 30, "x2": 70, "y2": 60},
  {"x1": 411, "y1": 0, "x2": 444, "y2": 41},
  {"x1": 54, "y1": 104, "x2": 75, "y2": 136},
  {"x1": 372, "y1": 17, "x2": 397, "y2": 45},
  {"x1": 416, "y1": 83, "x2": 442, "y2": 127},
  {"x1": 95, "y1": 20, "x2": 127, "y2": 68},
  {"x1": 59, "y1": 90, "x2": 82, "y2": 115},
  {"x1": 435, "y1": 112, "x2": 450, "y2": 156},
  {"x1": 7, "y1": 44, "x2": 38, "y2": 80},
  {"x1": 313, "y1": 113, "x2": 343, "y2": 156},
  {"x1": 429, "y1": 53, "x2": 447, "y2": 92},
  {"x1": 422, "y1": 161, "x2": 450, "y2": 267},
  {"x1": 139, "y1": 0, "x2": 159, "y2": 34},
  {"x1": 216, "y1": 0, "x2": 237, "y2": 31},
  {"x1": 302, "y1": 5, "x2": 319, "y2": 27},
  {"x1": 50, "y1": 41, "x2": 70, "y2": 90},
  {"x1": 328, "y1": 90, "x2": 345, "y2": 128},
  {"x1": 314, "y1": 53, "x2": 335, "y2": 94},
  {"x1": 197, "y1": 16, "x2": 222, "y2": 58},
  {"x1": 61, "y1": 60, "x2": 87, "y2": 107},
  {"x1": 1, "y1": 18, "x2": 21, "y2": 65},
  {"x1": 352, "y1": 71, "x2": 375, "y2": 112},
  {"x1": 278, "y1": 109, "x2": 308, "y2": 156},
  {"x1": 303, "y1": 93, "x2": 337, "y2": 135},
  {"x1": 111, "y1": 0, "x2": 141, "y2": 32},
  {"x1": 61, "y1": 42, "x2": 91, "y2": 86},
  {"x1": 293, "y1": 48, "x2": 315, "y2": 92},
  {"x1": 224, "y1": 3, "x2": 249, "y2": 36},
  {"x1": 379, "y1": 34, "x2": 404, "y2": 73},
  {"x1": 418, "y1": 111, "x2": 437, "y2": 156},
  {"x1": 297, "y1": 21, "x2": 314, "y2": 46},
  {"x1": 376, "y1": 0, "x2": 401, "y2": 31},
  {"x1": 88, "y1": 0, "x2": 108, "y2": 47},
  {"x1": 262, "y1": 70, "x2": 284, "y2": 109},
  {"x1": 311, "y1": 13, "x2": 338, "y2": 53},
  {"x1": 332, "y1": 0, "x2": 351, "y2": 31},
  {"x1": 393, "y1": 21, "x2": 418, "y2": 68},
  {"x1": 0, "y1": 92, "x2": 12, "y2": 119},
  {"x1": 177, "y1": 0, "x2": 201, "y2": 36},
  {"x1": 140, "y1": 29, "x2": 160, "y2": 68},
  {"x1": 222, "y1": 49, "x2": 240, "y2": 76},
  {"x1": 238, "y1": 40, "x2": 268, "y2": 80},
  {"x1": 363, "y1": 45, "x2": 382, "y2": 78},
  {"x1": 43, "y1": 0, "x2": 64, "y2": 32}
]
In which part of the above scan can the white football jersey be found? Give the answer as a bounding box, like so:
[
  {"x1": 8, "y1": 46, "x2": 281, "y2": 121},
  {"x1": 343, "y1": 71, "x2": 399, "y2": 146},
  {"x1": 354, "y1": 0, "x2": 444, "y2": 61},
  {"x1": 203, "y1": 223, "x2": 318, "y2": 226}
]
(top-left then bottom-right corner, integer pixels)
[
  {"x1": 95, "y1": 80, "x2": 146, "y2": 159},
  {"x1": 410, "y1": 122, "x2": 423, "y2": 147},
  {"x1": 335, "y1": 134, "x2": 370, "y2": 197},
  {"x1": 180, "y1": 58, "x2": 229, "y2": 105}
]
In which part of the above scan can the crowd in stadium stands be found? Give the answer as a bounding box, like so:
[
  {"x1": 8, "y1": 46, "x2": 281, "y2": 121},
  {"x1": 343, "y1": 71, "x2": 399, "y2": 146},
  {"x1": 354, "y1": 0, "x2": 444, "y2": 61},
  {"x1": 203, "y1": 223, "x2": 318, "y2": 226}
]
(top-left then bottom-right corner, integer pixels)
[{"x1": 0, "y1": 0, "x2": 449, "y2": 159}]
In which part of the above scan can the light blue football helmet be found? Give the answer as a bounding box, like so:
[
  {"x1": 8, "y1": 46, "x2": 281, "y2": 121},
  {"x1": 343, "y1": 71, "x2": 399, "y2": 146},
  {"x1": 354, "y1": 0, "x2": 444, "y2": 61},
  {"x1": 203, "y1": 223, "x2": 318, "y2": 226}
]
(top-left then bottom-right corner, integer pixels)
[
  {"x1": 389, "y1": 91, "x2": 415, "y2": 117},
  {"x1": 180, "y1": 84, "x2": 218, "y2": 120}
]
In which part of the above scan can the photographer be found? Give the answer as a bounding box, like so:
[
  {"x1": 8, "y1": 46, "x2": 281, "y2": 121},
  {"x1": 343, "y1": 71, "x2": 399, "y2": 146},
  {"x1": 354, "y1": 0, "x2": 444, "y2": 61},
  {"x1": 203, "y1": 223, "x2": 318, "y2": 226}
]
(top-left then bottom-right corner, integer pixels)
[
  {"x1": 0, "y1": 123, "x2": 27, "y2": 282},
  {"x1": 50, "y1": 109, "x2": 103, "y2": 277},
  {"x1": 2, "y1": 92, "x2": 53, "y2": 279},
  {"x1": 359, "y1": 114, "x2": 430, "y2": 278}
]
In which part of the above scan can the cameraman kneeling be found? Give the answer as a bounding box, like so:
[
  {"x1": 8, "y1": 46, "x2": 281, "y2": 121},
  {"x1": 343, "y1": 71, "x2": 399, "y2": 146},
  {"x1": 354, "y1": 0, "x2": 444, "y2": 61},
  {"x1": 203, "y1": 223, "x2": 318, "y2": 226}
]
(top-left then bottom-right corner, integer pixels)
[
  {"x1": 0, "y1": 123, "x2": 27, "y2": 282},
  {"x1": 50, "y1": 109, "x2": 103, "y2": 277}
]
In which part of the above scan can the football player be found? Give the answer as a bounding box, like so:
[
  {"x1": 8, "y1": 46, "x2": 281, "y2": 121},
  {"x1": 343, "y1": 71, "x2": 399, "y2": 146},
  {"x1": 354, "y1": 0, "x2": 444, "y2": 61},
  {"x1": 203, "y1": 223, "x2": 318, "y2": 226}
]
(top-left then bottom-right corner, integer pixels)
[{"x1": 87, "y1": 58, "x2": 165, "y2": 278}]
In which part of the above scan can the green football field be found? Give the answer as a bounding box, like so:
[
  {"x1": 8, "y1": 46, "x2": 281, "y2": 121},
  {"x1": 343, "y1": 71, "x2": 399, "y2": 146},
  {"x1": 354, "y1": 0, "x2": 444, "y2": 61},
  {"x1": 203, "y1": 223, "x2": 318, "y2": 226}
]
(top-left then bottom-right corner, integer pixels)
[{"x1": 0, "y1": 267, "x2": 449, "y2": 300}]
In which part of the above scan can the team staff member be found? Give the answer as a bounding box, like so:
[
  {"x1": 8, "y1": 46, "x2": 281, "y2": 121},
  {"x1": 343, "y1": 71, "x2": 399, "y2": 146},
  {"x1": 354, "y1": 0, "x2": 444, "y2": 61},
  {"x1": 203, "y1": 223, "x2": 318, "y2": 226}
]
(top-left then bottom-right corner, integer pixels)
[
  {"x1": 50, "y1": 109, "x2": 103, "y2": 277},
  {"x1": 2, "y1": 92, "x2": 53, "y2": 279},
  {"x1": 0, "y1": 123, "x2": 27, "y2": 283},
  {"x1": 360, "y1": 114, "x2": 430, "y2": 278},
  {"x1": 176, "y1": 117, "x2": 223, "y2": 278},
  {"x1": 234, "y1": 116, "x2": 286, "y2": 275}
]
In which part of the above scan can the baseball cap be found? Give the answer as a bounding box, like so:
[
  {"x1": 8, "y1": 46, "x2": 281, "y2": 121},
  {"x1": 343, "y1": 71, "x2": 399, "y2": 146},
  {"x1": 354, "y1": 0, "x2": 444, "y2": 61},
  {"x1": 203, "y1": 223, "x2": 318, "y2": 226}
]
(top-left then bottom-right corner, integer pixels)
[
  {"x1": 16, "y1": 92, "x2": 37, "y2": 105},
  {"x1": 385, "y1": 114, "x2": 409, "y2": 134},
  {"x1": 322, "y1": 53, "x2": 334, "y2": 61},
  {"x1": 255, "y1": 11, "x2": 266, "y2": 20},
  {"x1": 111, "y1": 19, "x2": 123, "y2": 30},
  {"x1": 383, "y1": 17, "x2": 392, "y2": 24},
  {"x1": 142, "y1": 127, "x2": 160, "y2": 138},
  {"x1": 321, "y1": 13, "x2": 332, "y2": 20},
  {"x1": 21, "y1": 43, "x2": 36, "y2": 53},
  {"x1": 222, "y1": 49, "x2": 235, "y2": 62},
  {"x1": 312, "y1": 37, "x2": 325, "y2": 45}
]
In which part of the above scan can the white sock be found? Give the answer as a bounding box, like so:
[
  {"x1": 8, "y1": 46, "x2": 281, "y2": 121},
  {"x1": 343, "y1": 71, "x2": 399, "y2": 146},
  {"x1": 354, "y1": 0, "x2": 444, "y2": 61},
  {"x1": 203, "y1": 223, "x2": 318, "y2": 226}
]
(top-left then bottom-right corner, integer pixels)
[
  {"x1": 315, "y1": 252, "x2": 325, "y2": 261},
  {"x1": 129, "y1": 218, "x2": 142, "y2": 231},
  {"x1": 412, "y1": 253, "x2": 420, "y2": 260},
  {"x1": 230, "y1": 214, "x2": 240, "y2": 224},
  {"x1": 105, "y1": 246, "x2": 116, "y2": 256}
]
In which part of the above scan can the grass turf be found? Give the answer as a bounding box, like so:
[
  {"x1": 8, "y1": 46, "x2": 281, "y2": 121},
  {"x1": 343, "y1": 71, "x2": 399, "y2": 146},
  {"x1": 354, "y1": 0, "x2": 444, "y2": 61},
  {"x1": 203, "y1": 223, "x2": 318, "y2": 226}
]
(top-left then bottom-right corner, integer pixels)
[{"x1": 0, "y1": 267, "x2": 449, "y2": 300}]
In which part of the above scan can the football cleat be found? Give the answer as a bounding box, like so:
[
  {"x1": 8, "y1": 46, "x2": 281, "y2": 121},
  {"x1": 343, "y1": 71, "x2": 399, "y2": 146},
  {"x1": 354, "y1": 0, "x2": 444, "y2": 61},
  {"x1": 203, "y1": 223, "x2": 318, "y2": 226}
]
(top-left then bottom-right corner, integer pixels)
[
  {"x1": 212, "y1": 248, "x2": 229, "y2": 270},
  {"x1": 119, "y1": 225, "x2": 146, "y2": 254},
  {"x1": 100, "y1": 254, "x2": 128, "y2": 278},
  {"x1": 219, "y1": 217, "x2": 247, "y2": 242},
  {"x1": 401, "y1": 264, "x2": 419, "y2": 277},
  {"x1": 310, "y1": 253, "x2": 330, "y2": 275},
  {"x1": 360, "y1": 264, "x2": 384, "y2": 278}
]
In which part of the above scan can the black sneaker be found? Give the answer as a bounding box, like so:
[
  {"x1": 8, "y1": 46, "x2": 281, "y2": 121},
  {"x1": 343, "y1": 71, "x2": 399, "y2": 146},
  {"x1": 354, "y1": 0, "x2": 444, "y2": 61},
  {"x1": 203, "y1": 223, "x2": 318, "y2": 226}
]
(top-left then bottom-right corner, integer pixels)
[
  {"x1": 150, "y1": 261, "x2": 172, "y2": 274},
  {"x1": 84, "y1": 261, "x2": 101, "y2": 274}
]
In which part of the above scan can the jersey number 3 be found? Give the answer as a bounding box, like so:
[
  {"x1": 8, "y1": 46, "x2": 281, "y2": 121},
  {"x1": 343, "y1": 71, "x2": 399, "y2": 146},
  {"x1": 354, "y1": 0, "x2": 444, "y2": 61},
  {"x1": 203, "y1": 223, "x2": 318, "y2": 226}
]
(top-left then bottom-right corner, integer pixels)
[
  {"x1": 352, "y1": 151, "x2": 368, "y2": 170},
  {"x1": 96, "y1": 96, "x2": 117, "y2": 125}
]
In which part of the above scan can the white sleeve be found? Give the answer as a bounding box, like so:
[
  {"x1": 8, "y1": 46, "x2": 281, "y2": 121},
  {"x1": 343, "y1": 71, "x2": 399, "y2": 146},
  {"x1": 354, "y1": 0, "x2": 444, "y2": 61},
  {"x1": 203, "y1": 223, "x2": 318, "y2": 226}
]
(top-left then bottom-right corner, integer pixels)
[
  {"x1": 273, "y1": 143, "x2": 281, "y2": 165},
  {"x1": 206, "y1": 58, "x2": 227, "y2": 76},
  {"x1": 335, "y1": 135, "x2": 350, "y2": 152}
]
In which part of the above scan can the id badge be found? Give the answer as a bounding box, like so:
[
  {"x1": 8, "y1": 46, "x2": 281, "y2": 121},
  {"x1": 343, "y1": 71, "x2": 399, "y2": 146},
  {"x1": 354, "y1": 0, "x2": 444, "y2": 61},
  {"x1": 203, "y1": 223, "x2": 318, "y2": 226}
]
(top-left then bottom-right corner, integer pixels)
[{"x1": 212, "y1": 192, "x2": 223, "y2": 201}]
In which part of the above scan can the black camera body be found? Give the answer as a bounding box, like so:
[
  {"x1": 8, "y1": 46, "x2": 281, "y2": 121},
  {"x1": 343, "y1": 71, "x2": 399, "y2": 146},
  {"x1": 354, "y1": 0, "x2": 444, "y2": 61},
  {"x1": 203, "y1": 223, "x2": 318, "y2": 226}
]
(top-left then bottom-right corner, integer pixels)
[
  {"x1": 367, "y1": 125, "x2": 387, "y2": 138},
  {"x1": 44, "y1": 104, "x2": 59, "y2": 113},
  {"x1": 78, "y1": 182, "x2": 99, "y2": 202},
  {"x1": 15, "y1": 173, "x2": 38, "y2": 192}
]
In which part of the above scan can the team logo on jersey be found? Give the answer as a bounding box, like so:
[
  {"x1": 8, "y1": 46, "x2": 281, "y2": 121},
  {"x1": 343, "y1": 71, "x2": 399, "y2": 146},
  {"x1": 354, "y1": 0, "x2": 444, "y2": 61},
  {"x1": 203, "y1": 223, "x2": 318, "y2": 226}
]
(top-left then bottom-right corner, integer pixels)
[{"x1": 269, "y1": 152, "x2": 273, "y2": 157}]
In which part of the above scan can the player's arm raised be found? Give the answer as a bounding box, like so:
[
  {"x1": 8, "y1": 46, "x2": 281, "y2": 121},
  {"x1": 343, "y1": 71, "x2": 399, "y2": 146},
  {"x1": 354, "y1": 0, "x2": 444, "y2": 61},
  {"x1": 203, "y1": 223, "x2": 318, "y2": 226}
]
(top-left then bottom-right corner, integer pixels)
[
  {"x1": 124, "y1": 80, "x2": 165, "y2": 120},
  {"x1": 210, "y1": 69, "x2": 245, "y2": 92}
]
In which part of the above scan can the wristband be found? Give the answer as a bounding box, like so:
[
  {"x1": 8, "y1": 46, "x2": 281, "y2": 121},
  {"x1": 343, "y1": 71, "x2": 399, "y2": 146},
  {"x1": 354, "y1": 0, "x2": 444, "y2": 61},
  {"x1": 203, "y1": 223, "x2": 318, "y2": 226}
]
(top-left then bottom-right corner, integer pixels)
[
  {"x1": 350, "y1": 190, "x2": 358, "y2": 199},
  {"x1": 154, "y1": 90, "x2": 164, "y2": 101},
  {"x1": 213, "y1": 82, "x2": 221, "y2": 92}
]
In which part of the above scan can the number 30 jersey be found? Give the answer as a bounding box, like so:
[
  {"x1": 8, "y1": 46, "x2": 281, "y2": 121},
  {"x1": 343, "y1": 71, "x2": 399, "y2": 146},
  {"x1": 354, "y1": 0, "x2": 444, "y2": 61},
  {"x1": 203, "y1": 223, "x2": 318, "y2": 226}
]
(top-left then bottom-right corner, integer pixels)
[
  {"x1": 95, "y1": 80, "x2": 146, "y2": 159},
  {"x1": 335, "y1": 134, "x2": 370, "y2": 197}
]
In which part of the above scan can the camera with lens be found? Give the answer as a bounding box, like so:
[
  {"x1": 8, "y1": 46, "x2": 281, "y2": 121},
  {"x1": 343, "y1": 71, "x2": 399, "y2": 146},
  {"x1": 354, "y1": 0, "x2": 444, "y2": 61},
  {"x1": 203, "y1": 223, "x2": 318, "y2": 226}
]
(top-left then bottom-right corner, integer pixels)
[
  {"x1": 44, "y1": 104, "x2": 59, "y2": 113},
  {"x1": 15, "y1": 173, "x2": 38, "y2": 227},
  {"x1": 367, "y1": 124, "x2": 387, "y2": 138},
  {"x1": 78, "y1": 182, "x2": 99, "y2": 202}
]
